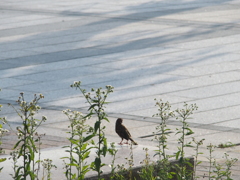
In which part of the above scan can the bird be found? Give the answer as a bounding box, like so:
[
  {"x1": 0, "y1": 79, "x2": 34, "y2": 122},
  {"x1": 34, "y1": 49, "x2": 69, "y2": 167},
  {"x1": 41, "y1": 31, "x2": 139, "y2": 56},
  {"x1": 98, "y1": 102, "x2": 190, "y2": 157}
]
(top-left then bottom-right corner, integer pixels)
[{"x1": 115, "y1": 118, "x2": 138, "y2": 145}]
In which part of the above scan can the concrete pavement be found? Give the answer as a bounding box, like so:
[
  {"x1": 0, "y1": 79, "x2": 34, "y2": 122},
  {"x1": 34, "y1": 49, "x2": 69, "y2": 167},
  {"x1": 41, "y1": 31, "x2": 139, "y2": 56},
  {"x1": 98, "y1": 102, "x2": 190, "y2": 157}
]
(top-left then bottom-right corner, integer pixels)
[{"x1": 1, "y1": 0, "x2": 240, "y2": 179}]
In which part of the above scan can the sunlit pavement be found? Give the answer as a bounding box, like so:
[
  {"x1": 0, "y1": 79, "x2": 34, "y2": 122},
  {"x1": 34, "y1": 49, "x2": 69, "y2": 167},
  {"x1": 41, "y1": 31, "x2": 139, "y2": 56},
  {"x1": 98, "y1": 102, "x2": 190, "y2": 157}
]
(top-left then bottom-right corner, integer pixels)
[{"x1": 1, "y1": 0, "x2": 240, "y2": 179}]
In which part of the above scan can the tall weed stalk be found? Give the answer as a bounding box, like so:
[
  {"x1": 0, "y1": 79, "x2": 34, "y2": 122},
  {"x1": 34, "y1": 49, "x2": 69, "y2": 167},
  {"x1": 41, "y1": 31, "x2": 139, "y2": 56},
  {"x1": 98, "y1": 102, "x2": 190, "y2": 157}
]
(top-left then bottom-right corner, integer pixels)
[
  {"x1": 175, "y1": 103, "x2": 197, "y2": 180},
  {"x1": 6, "y1": 93, "x2": 47, "y2": 179},
  {"x1": 152, "y1": 99, "x2": 174, "y2": 179},
  {"x1": 0, "y1": 89, "x2": 8, "y2": 172},
  {"x1": 192, "y1": 137, "x2": 205, "y2": 180},
  {"x1": 41, "y1": 158, "x2": 57, "y2": 180},
  {"x1": 211, "y1": 152, "x2": 237, "y2": 179},
  {"x1": 138, "y1": 148, "x2": 157, "y2": 180},
  {"x1": 109, "y1": 142, "x2": 118, "y2": 180},
  {"x1": 71, "y1": 81, "x2": 114, "y2": 179},
  {"x1": 62, "y1": 109, "x2": 93, "y2": 180}
]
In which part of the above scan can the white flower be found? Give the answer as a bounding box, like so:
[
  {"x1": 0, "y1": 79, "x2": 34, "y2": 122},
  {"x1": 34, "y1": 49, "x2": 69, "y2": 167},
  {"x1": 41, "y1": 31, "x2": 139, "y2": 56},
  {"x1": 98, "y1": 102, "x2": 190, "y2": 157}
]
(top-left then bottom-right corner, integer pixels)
[
  {"x1": 39, "y1": 94, "x2": 44, "y2": 98},
  {"x1": 42, "y1": 116, "x2": 47, "y2": 122},
  {"x1": 17, "y1": 132, "x2": 23, "y2": 139}
]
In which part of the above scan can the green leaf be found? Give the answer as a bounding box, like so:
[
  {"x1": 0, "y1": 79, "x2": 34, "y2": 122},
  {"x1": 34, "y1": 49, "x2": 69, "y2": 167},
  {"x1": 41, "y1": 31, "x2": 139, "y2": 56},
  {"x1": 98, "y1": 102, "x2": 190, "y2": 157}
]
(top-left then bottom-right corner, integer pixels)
[
  {"x1": 94, "y1": 157, "x2": 101, "y2": 172},
  {"x1": 102, "y1": 138, "x2": 108, "y2": 156},
  {"x1": 88, "y1": 104, "x2": 97, "y2": 111},
  {"x1": 179, "y1": 157, "x2": 184, "y2": 164},
  {"x1": 153, "y1": 152, "x2": 160, "y2": 157},
  {"x1": 68, "y1": 163, "x2": 78, "y2": 167},
  {"x1": 185, "y1": 127, "x2": 194, "y2": 135},
  {"x1": 13, "y1": 139, "x2": 24, "y2": 149},
  {"x1": 175, "y1": 151, "x2": 180, "y2": 160},
  {"x1": 102, "y1": 102, "x2": 110, "y2": 105},
  {"x1": 103, "y1": 117, "x2": 109, "y2": 122},
  {"x1": 0, "y1": 158, "x2": 6, "y2": 162},
  {"x1": 80, "y1": 143, "x2": 88, "y2": 151},
  {"x1": 90, "y1": 139, "x2": 95, "y2": 145},
  {"x1": 60, "y1": 157, "x2": 69, "y2": 159},
  {"x1": 26, "y1": 145, "x2": 34, "y2": 160},
  {"x1": 69, "y1": 139, "x2": 78, "y2": 145},
  {"x1": 102, "y1": 146, "x2": 107, "y2": 157},
  {"x1": 84, "y1": 112, "x2": 94, "y2": 119},
  {"x1": 29, "y1": 171, "x2": 35, "y2": 180},
  {"x1": 82, "y1": 151, "x2": 91, "y2": 160},
  {"x1": 83, "y1": 134, "x2": 95, "y2": 143},
  {"x1": 175, "y1": 131, "x2": 181, "y2": 135},
  {"x1": 185, "y1": 161, "x2": 193, "y2": 167},
  {"x1": 94, "y1": 121, "x2": 101, "y2": 132},
  {"x1": 16, "y1": 166, "x2": 24, "y2": 178},
  {"x1": 82, "y1": 165, "x2": 90, "y2": 172},
  {"x1": 184, "y1": 144, "x2": 193, "y2": 148}
]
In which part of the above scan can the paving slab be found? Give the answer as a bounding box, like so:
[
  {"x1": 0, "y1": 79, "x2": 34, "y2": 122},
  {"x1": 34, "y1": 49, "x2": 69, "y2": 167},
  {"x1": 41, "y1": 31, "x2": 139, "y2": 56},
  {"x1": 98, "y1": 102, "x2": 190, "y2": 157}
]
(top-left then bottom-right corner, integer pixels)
[{"x1": 1, "y1": 0, "x2": 240, "y2": 179}]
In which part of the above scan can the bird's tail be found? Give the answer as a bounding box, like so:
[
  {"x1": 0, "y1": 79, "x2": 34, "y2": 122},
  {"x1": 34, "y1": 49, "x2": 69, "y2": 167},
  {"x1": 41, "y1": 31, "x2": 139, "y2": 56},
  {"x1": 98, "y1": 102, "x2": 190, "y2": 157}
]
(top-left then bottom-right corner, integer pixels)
[{"x1": 130, "y1": 138, "x2": 138, "y2": 145}]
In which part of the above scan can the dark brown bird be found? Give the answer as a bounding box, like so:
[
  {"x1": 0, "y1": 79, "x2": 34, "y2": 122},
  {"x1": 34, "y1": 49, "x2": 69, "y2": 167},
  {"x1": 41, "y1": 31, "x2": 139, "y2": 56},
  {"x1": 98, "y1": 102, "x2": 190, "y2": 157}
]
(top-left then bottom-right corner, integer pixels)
[{"x1": 115, "y1": 118, "x2": 138, "y2": 145}]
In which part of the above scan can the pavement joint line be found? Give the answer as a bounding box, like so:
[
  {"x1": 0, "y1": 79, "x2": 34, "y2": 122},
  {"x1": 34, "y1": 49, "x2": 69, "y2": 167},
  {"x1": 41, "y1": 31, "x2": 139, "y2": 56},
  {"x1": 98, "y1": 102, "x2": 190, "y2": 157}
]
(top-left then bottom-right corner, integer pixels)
[
  {"x1": 3, "y1": 92, "x2": 240, "y2": 132},
  {"x1": 4, "y1": 107, "x2": 240, "y2": 133},
  {"x1": 2, "y1": 80, "x2": 240, "y2": 123}
]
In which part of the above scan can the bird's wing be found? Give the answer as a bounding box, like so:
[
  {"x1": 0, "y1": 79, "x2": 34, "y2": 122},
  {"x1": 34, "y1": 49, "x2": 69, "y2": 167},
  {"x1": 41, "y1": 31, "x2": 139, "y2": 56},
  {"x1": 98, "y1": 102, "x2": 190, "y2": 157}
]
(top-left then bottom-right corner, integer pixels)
[
  {"x1": 118, "y1": 125, "x2": 131, "y2": 140},
  {"x1": 123, "y1": 125, "x2": 131, "y2": 137}
]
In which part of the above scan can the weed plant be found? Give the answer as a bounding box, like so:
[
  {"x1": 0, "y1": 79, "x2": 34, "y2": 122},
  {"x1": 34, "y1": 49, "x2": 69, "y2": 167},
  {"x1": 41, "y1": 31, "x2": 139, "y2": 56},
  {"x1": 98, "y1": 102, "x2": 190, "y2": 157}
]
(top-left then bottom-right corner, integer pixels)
[
  {"x1": 174, "y1": 103, "x2": 198, "y2": 180},
  {"x1": 41, "y1": 159, "x2": 57, "y2": 180},
  {"x1": 108, "y1": 142, "x2": 118, "y2": 180},
  {"x1": 62, "y1": 109, "x2": 94, "y2": 180},
  {"x1": 111, "y1": 143, "x2": 135, "y2": 180},
  {"x1": 192, "y1": 137, "x2": 205, "y2": 180},
  {"x1": 152, "y1": 99, "x2": 175, "y2": 179},
  {"x1": 71, "y1": 81, "x2": 114, "y2": 179},
  {"x1": 207, "y1": 143, "x2": 215, "y2": 179},
  {"x1": 138, "y1": 148, "x2": 157, "y2": 180},
  {"x1": 5, "y1": 93, "x2": 47, "y2": 179},
  {"x1": 212, "y1": 153, "x2": 238, "y2": 180},
  {"x1": 217, "y1": 142, "x2": 236, "y2": 149},
  {"x1": 0, "y1": 88, "x2": 8, "y2": 172},
  {"x1": 0, "y1": 86, "x2": 238, "y2": 180}
]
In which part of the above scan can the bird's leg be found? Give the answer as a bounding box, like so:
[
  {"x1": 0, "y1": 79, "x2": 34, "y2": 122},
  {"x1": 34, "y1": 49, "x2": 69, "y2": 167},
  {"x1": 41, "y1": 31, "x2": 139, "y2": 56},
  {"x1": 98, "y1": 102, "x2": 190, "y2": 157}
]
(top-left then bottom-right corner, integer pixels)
[
  {"x1": 119, "y1": 139, "x2": 124, "y2": 145},
  {"x1": 124, "y1": 140, "x2": 129, "y2": 144}
]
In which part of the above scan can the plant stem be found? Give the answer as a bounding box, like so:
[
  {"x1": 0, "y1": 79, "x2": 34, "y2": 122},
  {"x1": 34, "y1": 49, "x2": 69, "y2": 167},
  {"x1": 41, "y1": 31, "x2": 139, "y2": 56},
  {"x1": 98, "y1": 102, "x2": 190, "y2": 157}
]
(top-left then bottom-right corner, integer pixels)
[{"x1": 23, "y1": 112, "x2": 27, "y2": 180}]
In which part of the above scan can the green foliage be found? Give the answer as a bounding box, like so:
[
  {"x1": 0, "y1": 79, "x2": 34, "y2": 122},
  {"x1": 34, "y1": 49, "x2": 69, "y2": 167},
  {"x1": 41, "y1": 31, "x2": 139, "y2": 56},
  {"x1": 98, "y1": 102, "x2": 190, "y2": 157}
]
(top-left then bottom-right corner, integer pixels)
[
  {"x1": 0, "y1": 86, "x2": 238, "y2": 180},
  {"x1": 222, "y1": 153, "x2": 238, "y2": 179},
  {"x1": 152, "y1": 99, "x2": 174, "y2": 160},
  {"x1": 174, "y1": 103, "x2": 198, "y2": 180},
  {"x1": 111, "y1": 163, "x2": 127, "y2": 180},
  {"x1": 217, "y1": 142, "x2": 236, "y2": 148},
  {"x1": 41, "y1": 158, "x2": 57, "y2": 180},
  {"x1": 152, "y1": 99, "x2": 175, "y2": 179},
  {"x1": 0, "y1": 122, "x2": 8, "y2": 172},
  {"x1": 138, "y1": 148, "x2": 157, "y2": 180},
  {"x1": 71, "y1": 81, "x2": 114, "y2": 179},
  {"x1": 111, "y1": 143, "x2": 136, "y2": 180},
  {"x1": 108, "y1": 142, "x2": 118, "y2": 179},
  {"x1": 9, "y1": 150, "x2": 19, "y2": 178},
  {"x1": 0, "y1": 88, "x2": 8, "y2": 172},
  {"x1": 207, "y1": 143, "x2": 215, "y2": 179},
  {"x1": 6, "y1": 93, "x2": 47, "y2": 180},
  {"x1": 192, "y1": 137, "x2": 205, "y2": 180},
  {"x1": 62, "y1": 109, "x2": 93, "y2": 180},
  {"x1": 208, "y1": 147, "x2": 238, "y2": 180},
  {"x1": 127, "y1": 144, "x2": 135, "y2": 180}
]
